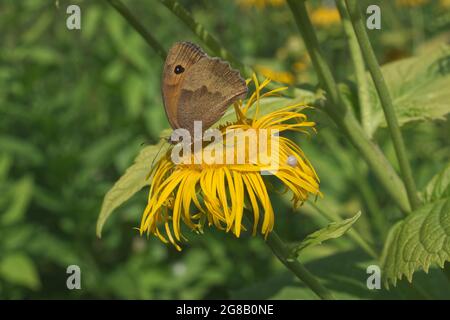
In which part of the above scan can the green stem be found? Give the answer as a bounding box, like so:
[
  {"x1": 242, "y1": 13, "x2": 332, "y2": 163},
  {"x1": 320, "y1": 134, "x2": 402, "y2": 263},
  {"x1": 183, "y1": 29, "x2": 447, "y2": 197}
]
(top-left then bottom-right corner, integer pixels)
[
  {"x1": 105, "y1": 0, "x2": 167, "y2": 59},
  {"x1": 242, "y1": 214, "x2": 334, "y2": 299},
  {"x1": 384, "y1": 1, "x2": 403, "y2": 30},
  {"x1": 335, "y1": 0, "x2": 371, "y2": 133},
  {"x1": 286, "y1": 0, "x2": 410, "y2": 213},
  {"x1": 265, "y1": 230, "x2": 336, "y2": 300},
  {"x1": 286, "y1": 0, "x2": 340, "y2": 108},
  {"x1": 409, "y1": 6, "x2": 424, "y2": 52},
  {"x1": 345, "y1": 0, "x2": 420, "y2": 211}
]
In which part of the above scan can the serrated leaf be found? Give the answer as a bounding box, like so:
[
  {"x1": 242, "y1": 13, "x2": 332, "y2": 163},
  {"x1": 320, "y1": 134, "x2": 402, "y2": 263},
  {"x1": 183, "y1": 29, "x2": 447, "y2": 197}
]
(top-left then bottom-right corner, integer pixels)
[
  {"x1": 289, "y1": 211, "x2": 361, "y2": 259},
  {"x1": 364, "y1": 46, "x2": 450, "y2": 137},
  {"x1": 422, "y1": 163, "x2": 450, "y2": 203},
  {"x1": 381, "y1": 198, "x2": 450, "y2": 287},
  {"x1": 0, "y1": 253, "x2": 41, "y2": 290},
  {"x1": 96, "y1": 140, "x2": 167, "y2": 237}
]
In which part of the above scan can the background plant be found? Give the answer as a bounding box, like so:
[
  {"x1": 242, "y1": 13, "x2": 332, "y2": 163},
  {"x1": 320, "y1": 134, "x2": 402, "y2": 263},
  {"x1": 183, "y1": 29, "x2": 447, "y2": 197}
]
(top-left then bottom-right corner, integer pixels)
[{"x1": 0, "y1": 0, "x2": 449, "y2": 299}]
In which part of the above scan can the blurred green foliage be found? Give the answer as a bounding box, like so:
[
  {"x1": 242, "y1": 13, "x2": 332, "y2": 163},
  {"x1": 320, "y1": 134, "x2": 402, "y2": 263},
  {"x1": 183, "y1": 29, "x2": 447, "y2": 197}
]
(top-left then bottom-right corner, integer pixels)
[{"x1": 0, "y1": 0, "x2": 449, "y2": 299}]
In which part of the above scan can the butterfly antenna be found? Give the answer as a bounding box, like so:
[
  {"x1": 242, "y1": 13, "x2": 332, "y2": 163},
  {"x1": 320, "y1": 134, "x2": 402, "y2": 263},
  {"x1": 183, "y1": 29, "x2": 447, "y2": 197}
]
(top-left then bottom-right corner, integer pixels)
[{"x1": 149, "y1": 141, "x2": 167, "y2": 169}]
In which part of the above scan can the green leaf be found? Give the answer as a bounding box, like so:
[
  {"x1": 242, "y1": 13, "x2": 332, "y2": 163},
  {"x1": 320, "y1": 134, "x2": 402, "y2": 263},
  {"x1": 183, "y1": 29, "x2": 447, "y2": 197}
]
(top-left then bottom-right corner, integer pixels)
[
  {"x1": 83, "y1": 6, "x2": 102, "y2": 40},
  {"x1": 381, "y1": 198, "x2": 450, "y2": 287},
  {"x1": 96, "y1": 140, "x2": 167, "y2": 237},
  {"x1": 0, "y1": 253, "x2": 41, "y2": 290},
  {"x1": 0, "y1": 154, "x2": 12, "y2": 181},
  {"x1": 289, "y1": 211, "x2": 361, "y2": 260},
  {"x1": 365, "y1": 45, "x2": 450, "y2": 137},
  {"x1": 81, "y1": 132, "x2": 130, "y2": 166},
  {"x1": 422, "y1": 163, "x2": 450, "y2": 203},
  {"x1": 27, "y1": 231, "x2": 80, "y2": 267},
  {"x1": 0, "y1": 136, "x2": 44, "y2": 165},
  {"x1": 123, "y1": 74, "x2": 146, "y2": 118},
  {"x1": 1, "y1": 176, "x2": 34, "y2": 226},
  {"x1": 23, "y1": 12, "x2": 51, "y2": 44}
]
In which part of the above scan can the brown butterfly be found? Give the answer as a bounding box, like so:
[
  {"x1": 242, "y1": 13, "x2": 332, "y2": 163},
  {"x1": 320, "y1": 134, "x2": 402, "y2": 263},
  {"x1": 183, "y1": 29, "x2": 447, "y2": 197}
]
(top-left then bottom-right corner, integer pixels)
[{"x1": 162, "y1": 42, "x2": 248, "y2": 138}]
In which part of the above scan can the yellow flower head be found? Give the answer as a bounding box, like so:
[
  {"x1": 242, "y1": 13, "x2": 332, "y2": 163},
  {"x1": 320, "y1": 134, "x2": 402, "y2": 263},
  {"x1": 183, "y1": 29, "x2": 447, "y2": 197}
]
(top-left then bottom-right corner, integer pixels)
[
  {"x1": 140, "y1": 76, "x2": 320, "y2": 250},
  {"x1": 236, "y1": 0, "x2": 285, "y2": 9},
  {"x1": 256, "y1": 65, "x2": 295, "y2": 85},
  {"x1": 311, "y1": 7, "x2": 341, "y2": 27},
  {"x1": 440, "y1": 0, "x2": 450, "y2": 7},
  {"x1": 396, "y1": 0, "x2": 429, "y2": 7}
]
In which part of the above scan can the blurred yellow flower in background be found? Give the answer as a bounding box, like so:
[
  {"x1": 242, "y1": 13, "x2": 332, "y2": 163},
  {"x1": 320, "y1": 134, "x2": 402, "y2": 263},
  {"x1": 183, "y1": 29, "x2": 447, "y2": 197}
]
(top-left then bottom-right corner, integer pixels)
[
  {"x1": 236, "y1": 0, "x2": 285, "y2": 9},
  {"x1": 310, "y1": 6, "x2": 341, "y2": 27},
  {"x1": 396, "y1": 0, "x2": 430, "y2": 7},
  {"x1": 440, "y1": 0, "x2": 450, "y2": 8},
  {"x1": 255, "y1": 65, "x2": 295, "y2": 84},
  {"x1": 293, "y1": 54, "x2": 311, "y2": 73},
  {"x1": 140, "y1": 77, "x2": 320, "y2": 250},
  {"x1": 293, "y1": 61, "x2": 308, "y2": 72}
]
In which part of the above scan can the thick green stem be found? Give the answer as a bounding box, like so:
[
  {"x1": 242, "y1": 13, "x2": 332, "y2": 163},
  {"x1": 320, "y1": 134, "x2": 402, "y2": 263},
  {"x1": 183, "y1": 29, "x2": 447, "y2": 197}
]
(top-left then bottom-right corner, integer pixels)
[
  {"x1": 286, "y1": 0, "x2": 410, "y2": 213},
  {"x1": 345, "y1": 0, "x2": 420, "y2": 211},
  {"x1": 265, "y1": 230, "x2": 336, "y2": 300},
  {"x1": 335, "y1": 0, "x2": 371, "y2": 133},
  {"x1": 106, "y1": 0, "x2": 167, "y2": 59}
]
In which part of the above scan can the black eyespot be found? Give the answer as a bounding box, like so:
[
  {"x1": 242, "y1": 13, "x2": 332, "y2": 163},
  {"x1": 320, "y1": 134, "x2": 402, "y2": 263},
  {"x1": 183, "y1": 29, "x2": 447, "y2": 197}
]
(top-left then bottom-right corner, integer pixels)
[{"x1": 174, "y1": 65, "x2": 185, "y2": 74}]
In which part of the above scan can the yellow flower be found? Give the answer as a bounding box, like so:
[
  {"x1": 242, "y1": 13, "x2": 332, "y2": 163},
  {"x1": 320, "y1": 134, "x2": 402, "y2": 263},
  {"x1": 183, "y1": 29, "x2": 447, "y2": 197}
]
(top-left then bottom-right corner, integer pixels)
[
  {"x1": 256, "y1": 65, "x2": 295, "y2": 85},
  {"x1": 440, "y1": 0, "x2": 450, "y2": 8},
  {"x1": 140, "y1": 77, "x2": 320, "y2": 250},
  {"x1": 293, "y1": 61, "x2": 308, "y2": 72},
  {"x1": 311, "y1": 7, "x2": 341, "y2": 27},
  {"x1": 396, "y1": 0, "x2": 429, "y2": 7},
  {"x1": 236, "y1": 0, "x2": 285, "y2": 9},
  {"x1": 293, "y1": 54, "x2": 310, "y2": 73}
]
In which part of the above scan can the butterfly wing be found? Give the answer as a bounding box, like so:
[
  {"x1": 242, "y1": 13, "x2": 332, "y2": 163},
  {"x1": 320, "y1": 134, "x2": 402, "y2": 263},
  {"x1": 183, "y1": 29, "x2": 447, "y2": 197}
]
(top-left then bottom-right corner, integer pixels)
[
  {"x1": 162, "y1": 42, "x2": 206, "y2": 130},
  {"x1": 176, "y1": 56, "x2": 248, "y2": 135}
]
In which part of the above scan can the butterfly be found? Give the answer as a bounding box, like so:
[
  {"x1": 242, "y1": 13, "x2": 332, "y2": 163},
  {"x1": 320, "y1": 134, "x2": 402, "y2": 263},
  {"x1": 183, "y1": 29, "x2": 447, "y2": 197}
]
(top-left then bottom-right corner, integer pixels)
[{"x1": 162, "y1": 41, "x2": 248, "y2": 138}]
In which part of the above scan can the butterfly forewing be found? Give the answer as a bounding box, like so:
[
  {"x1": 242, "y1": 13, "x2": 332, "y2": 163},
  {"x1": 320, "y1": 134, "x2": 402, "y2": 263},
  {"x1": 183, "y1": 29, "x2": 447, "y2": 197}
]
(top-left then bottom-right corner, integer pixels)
[
  {"x1": 161, "y1": 42, "x2": 248, "y2": 135},
  {"x1": 162, "y1": 42, "x2": 206, "y2": 130},
  {"x1": 177, "y1": 57, "x2": 247, "y2": 134}
]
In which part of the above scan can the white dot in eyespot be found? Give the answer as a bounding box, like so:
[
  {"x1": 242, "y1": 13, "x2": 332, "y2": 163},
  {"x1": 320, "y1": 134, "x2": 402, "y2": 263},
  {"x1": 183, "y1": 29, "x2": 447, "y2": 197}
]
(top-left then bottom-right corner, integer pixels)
[{"x1": 287, "y1": 155, "x2": 297, "y2": 167}]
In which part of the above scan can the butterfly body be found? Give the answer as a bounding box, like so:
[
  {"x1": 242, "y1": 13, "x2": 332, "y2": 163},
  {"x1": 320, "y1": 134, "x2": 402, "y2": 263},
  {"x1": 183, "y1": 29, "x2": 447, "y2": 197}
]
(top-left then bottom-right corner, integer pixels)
[{"x1": 162, "y1": 42, "x2": 248, "y2": 137}]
